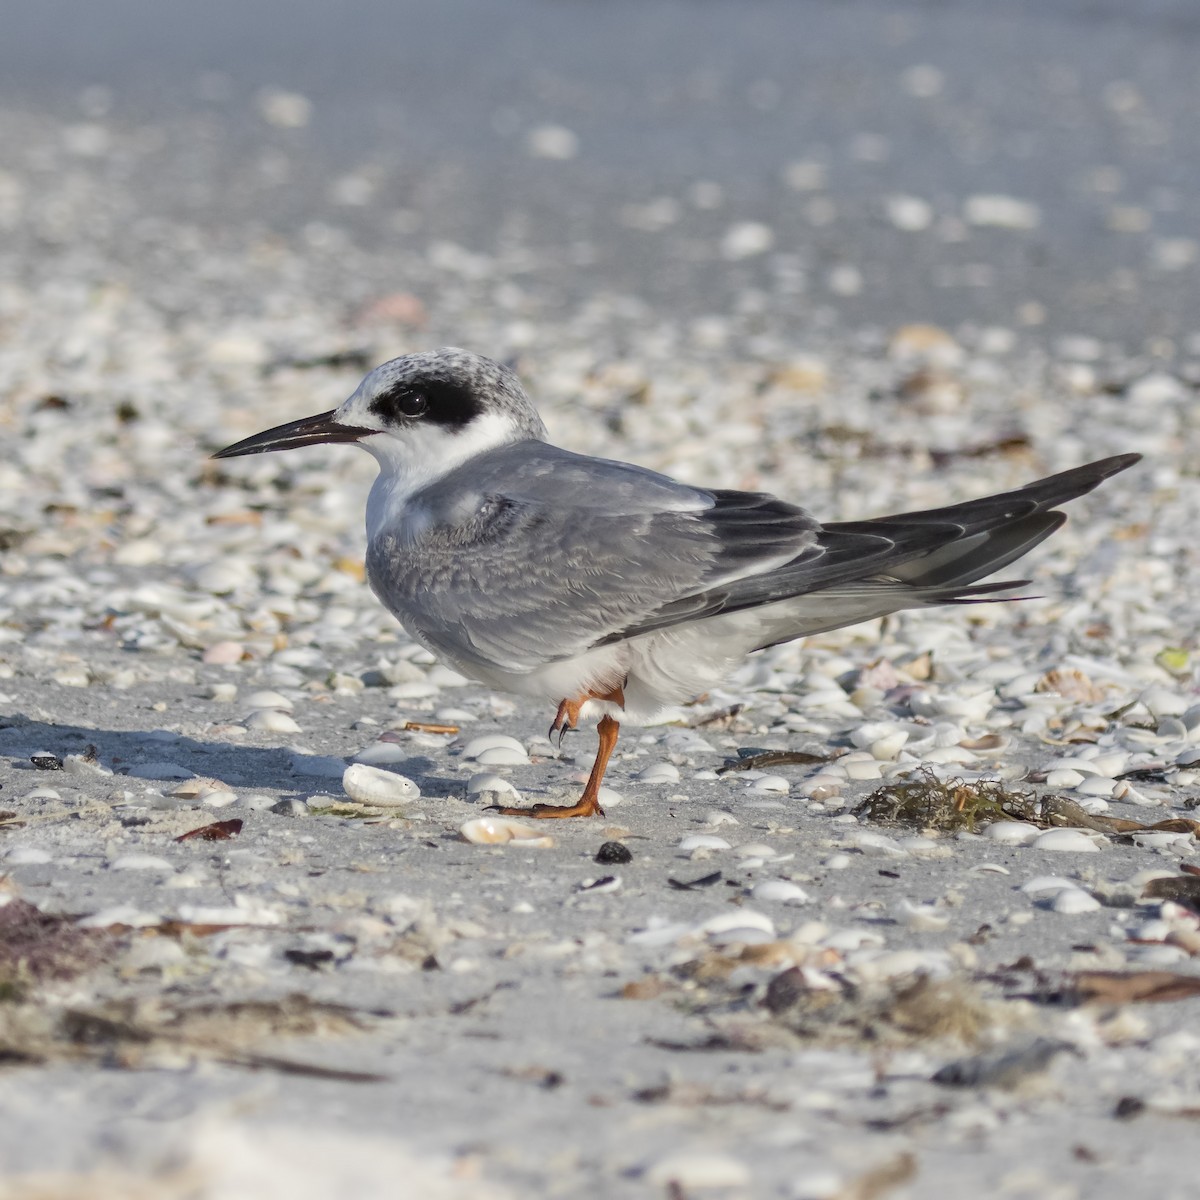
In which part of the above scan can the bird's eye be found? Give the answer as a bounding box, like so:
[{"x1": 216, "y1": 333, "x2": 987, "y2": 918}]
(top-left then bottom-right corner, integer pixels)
[{"x1": 395, "y1": 391, "x2": 428, "y2": 418}]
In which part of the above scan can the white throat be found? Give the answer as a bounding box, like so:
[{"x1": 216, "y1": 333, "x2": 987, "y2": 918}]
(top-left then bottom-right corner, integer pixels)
[{"x1": 363, "y1": 409, "x2": 524, "y2": 545}]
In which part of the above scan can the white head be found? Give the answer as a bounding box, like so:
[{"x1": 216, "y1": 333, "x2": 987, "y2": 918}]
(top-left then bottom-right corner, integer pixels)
[{"x1": 213, "y1": 348, "x2": 547, "y2": 484}]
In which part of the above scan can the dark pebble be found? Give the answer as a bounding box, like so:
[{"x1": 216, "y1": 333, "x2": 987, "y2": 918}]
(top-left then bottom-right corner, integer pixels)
[{"x1": 595, "y1": 841, "x2": 632, "y2": 864}]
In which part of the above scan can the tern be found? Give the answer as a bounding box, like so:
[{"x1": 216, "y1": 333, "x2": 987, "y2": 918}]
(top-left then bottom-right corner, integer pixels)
[{"x1": 214, "y1": 348, "x2": 1139, "y2": 818}]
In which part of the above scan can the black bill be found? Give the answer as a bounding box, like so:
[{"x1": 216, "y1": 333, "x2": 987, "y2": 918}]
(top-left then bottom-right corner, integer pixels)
[{"x1": 212, "y1": 410, "x2": 375, "y2": 458}]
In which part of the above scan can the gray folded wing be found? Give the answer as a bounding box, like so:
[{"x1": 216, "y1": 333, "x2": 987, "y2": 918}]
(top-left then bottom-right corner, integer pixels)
[
  {"x1": 368, "y1": 442, "x2": 1140, "y2": 673},
  {"x1": 366, "y1": 442, "x2": 821, "y2": 674}
]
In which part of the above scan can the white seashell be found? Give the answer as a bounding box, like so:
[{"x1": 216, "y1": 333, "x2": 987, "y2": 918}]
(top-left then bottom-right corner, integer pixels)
[
  {"x1": 1046, "y1": 769, "x2": 1085, "y2": 788},
  {"x1": 897, "y1": 836, "x2": 940, "y2": 856},
  {"x1": 1032, "y1": 828, "x2": 1102, "y2": 852},
  {"x1": 821, "y1": 928, "x2": 887, "y2": 952},
  {"x1": 23, "y1": 788, "x2": 61, "y2": 801},
  {"x1": 427, "y1": 665, "x2": 469, "y2": 687},
  {"x1": 1141, "y1": 687, "x2": 1188, "y2": 718},
  {"x1": 824, "y1": 853, "x2": 852, "y2": 870},
  {"x1": 752, "y1": 880, "x2": 811, "y2": 905},
  {"x1": 474, "y1": 745, "x2": 529, "y2": 767},
  {"x1": 750, "y1": 774, "x2": 790, "y2": 793},
  {"x1": 388, "y1": 680, "x2": 440, "y2": 700},
  {"x1": 597, "y1": 786, "x2": 624, "y2": 808},
  {"x1": 626, "y1": 919, "x2": 694, "y2": 946},
  {"x1": 202, "y1": 790, "x2": 239, "y2": 808},
  {"x1": 678, "y1": 834, "x2": 731, "y2": 852},
  {"x1": 62, "y1": 754, "x2": 112, "y2": 777},
  {"x1": 645, "y1": 1153, "x2": 751, "y2": 1191},
  {"x1": 921, "y1": 745, "x2": 978, "y2": 765},
  {"x1": 245, "y1": 709, "x2": 301, "y2": 733},
  {"x1": 1090, "y1": 752, "x2": 1129, "y2": 777},
  {"x1": 109, "y1": 854, "x2": 174, "y2": 872},
  {"x1": 702, "y1": 810, "x2": 739, "y2": 827},
  {"x1": 77, "y1": 905, "x2": 163, "y2": 929},
  {"x1": 459, "y1": 817, "x2": 554, "y2": 847},
  {"x1": 800, "y1": 774, "x2": 843, "y2": 799},
  {"x1": 1132, "y1": 831, "x2": 1193, "y2": 849},
  {"x1": 342, "y1": 763, "x2": 420, "y2": 807},
  {"x1": 843, "y1": 759, "x2": 883, "y2": 781},
  {"x1": 353, "y1": 741, "x2": 408, "y2": 765},
  {"x1": 971, "y1": 863, "x2": 1010, "y2": 875},
  {"x1": 738, "y1": 842, "x2": 781, "y2": 859},
  {"x1": 870, "y1": 732, "x2": 910, "y2": 760},
  {"x1": 203, "y1": 641, "x2": 245, "y2": 665},
  {"x1": 895, "y1": 900, "x2": 951, "y2": 932},
  {"x1": 852, "y1": 949, "x2": 955, "y2": 981},
  {"x1": 697, "y1": 909, "x2": 775, "y2": 937},
  {"x1": 1020, "y1": 875, "x2": 1083, "y2": 895},
  {"x1": 851, "y1": 831, "x2": 907, "y2": 857},
  {"x1": 237, "y1": 794, "x2": 276, "y2": 811},
  {"x1": 1051, "y1": 888, "x2": 1100, "y2": 914},
  {"x1": 983, "y1": 821, "x2": 1041, "y2": 845},
  {"x1": 465, "y1": 772, "x2": 519, "y2": 798},
  {"x1": 177, "y1": 898, "x2": 283, "y2": 926},
  {"x1": 1074, "y1": 776, "x2": 1117, "y2": 798},
  {"x1": 662, "y1": 731, "x2": 717, "y2": 755},
  {"x1": 634, "y1": 762, "x2": 681, "y2": 784},
  {"x1": 850, "y1": 721, "x2": 903, "y2": 750},
  {"x1": 245, "y1": 690, "x2": 294, "y2": 711},
  {"x1": 461, "y1": 734, "x2": 529, "y2": 763},
  {"x1": 192, "y1": 561, "x2": 253, "y2": 594},
  {"x1": 5, "y1": 846, "x2": 52, "y2": 865}
]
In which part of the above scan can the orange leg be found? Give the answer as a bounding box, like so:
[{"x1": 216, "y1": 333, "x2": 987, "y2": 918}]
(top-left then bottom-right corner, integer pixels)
[{"x1": 495, "y1": 686, "x2": 624, "y2": 819}]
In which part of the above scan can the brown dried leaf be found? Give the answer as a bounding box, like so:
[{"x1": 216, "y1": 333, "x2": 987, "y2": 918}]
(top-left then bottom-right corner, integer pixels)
[
  {"x1": 1138, "y1": 875, "x2": 1200, "y2": 913},
  {"x1": 1071, "y1": 970, "x2": 1200, "y2": 1005},
  {"x1": 175, "y1": 819, "x2": 244, "y2": 842}
]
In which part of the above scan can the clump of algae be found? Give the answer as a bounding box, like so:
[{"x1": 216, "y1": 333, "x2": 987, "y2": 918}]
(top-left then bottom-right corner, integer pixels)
[{"x1": 854, "y1": 767, "x2": 1038, "y2": 833}]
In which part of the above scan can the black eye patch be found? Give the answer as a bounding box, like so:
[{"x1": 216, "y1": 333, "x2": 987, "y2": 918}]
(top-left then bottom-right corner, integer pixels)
[{"x1": 369, "y1": 378, "x2": 481, "y2": 430}]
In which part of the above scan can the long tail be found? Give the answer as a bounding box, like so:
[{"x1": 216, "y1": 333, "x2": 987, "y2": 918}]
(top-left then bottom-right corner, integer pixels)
[
  {"x1": 823, "y1": 452, "x2": 1141, "y2": 590},
  {"x1": 748, "y1": 452, "x2": 1141, "y2": 648}
]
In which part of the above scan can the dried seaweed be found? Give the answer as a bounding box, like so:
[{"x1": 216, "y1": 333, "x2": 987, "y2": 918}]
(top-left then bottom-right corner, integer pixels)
[
  {"x1": 761, "y1": 970, "x2": 1009, "y2": 1048},
  {"x1": 0, "y1": 901, "x2": 115, "y2": 995},
  {"x1": 0, "y1": 992, "x2": 386, "y2": 1080},
  {"x1": 854, "y1": 769, "x2": 1038, "y2": 832}
]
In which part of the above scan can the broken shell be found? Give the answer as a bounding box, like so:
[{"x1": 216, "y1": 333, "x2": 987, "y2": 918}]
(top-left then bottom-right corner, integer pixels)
[{"x1": 459, "y1": 817, "x2": 555, "y2": 847}]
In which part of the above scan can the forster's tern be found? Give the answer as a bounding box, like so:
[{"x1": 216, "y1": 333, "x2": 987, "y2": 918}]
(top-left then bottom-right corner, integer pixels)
[{"x1": 215, "y1": 348, "x2": 1140, "y2": 818}]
